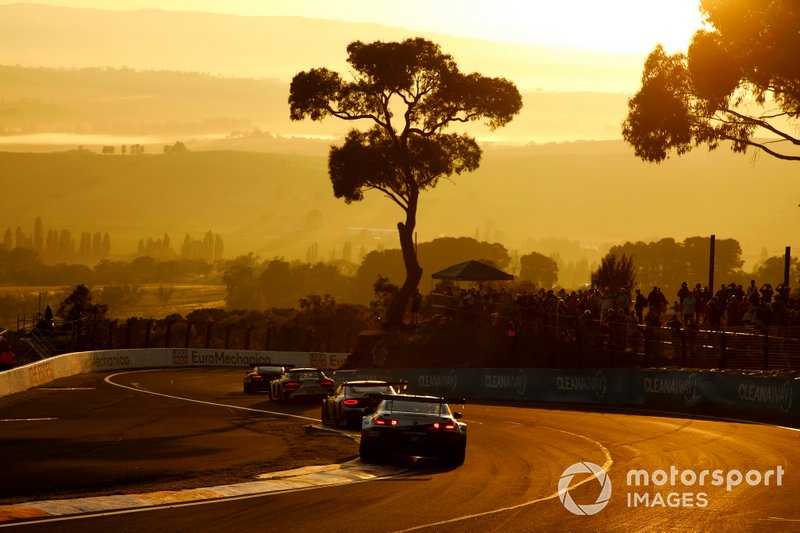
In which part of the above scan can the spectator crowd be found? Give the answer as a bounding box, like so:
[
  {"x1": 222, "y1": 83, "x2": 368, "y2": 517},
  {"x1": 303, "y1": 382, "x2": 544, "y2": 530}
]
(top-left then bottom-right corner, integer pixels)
[{"x1": 432, "y1": 280, "x2": 800, "y2": 332}]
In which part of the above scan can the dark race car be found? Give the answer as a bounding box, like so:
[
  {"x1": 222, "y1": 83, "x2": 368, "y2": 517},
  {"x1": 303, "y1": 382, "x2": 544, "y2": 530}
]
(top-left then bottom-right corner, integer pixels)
[
  {"x1": 270, "y1": 367, "x2": 335, "y2": 402},
  {"x1": 243, "y1": 365, "x2": 286, "y2": 393},
  {"x1": 360, "y1": 394, "x2": 467, "y2": 466},
  {"x1": 321, "y1": 380, "x2": 406, "y2": 429}
]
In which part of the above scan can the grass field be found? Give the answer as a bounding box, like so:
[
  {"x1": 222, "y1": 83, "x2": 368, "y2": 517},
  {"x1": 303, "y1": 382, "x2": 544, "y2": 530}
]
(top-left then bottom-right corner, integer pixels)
[{"x1": 3, "y1": 284, "x2": 227, "y2": 324}]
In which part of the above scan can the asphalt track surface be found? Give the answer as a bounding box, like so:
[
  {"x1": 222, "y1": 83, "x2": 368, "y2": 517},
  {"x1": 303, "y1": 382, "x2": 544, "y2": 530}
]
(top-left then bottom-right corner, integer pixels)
[{"x1": 2, "y1": 368, "x2": 800, "y2": 532}]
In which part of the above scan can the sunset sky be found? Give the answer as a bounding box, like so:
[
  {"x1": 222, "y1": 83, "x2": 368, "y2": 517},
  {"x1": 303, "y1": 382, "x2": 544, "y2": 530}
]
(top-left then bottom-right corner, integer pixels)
[{"x1": 2, "y1": 0, "x2": 705, "y2": 53}]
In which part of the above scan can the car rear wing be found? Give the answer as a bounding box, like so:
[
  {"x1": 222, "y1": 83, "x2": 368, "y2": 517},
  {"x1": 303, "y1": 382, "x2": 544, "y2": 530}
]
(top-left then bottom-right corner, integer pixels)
[
  {"x1": 343, "y1": 380, "x2": 408, "y2": 391},
  {"x1": 368, "y1": 393, "x2": 466, "y2": 405}
]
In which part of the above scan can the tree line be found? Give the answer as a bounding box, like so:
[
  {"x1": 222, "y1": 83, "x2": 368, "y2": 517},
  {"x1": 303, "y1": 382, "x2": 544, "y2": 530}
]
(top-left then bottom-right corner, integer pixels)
[
  {"x1": 4, "y1": 217, "x2": 224, "y2": 264},
  {"x1": 2, "y1": 234, "x2": 794, "y2": 309}
]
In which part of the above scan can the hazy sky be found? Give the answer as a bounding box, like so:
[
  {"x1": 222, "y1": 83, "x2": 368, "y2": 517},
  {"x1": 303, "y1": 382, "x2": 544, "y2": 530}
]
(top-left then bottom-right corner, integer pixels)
[{"x1": 3, "y1": 1, "x2": 705, "y2": 53}]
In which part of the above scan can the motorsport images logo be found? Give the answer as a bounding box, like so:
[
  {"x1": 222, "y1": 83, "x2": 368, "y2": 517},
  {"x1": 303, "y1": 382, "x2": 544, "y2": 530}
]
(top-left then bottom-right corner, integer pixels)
[
  {"x1": 558, "y1": 462, "x2": 785, "y2": 515},
  {"x1": 558, "y1": 462, "x2": 612, "y2": 516}
]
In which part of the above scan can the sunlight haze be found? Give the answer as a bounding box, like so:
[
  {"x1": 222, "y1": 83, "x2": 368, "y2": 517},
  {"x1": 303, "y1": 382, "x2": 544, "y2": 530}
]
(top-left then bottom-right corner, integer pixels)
[
  {"x1": 1, "y1": 0, "x2": 704, "y2": 53},
  {"x1": 0, "y1": 1, "x2": 795, "y2": 293}
]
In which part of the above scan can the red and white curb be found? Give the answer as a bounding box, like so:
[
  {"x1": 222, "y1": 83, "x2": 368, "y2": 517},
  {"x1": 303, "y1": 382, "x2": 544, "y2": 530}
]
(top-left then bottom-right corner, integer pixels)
[{"x1": 0, "y1": 460, "x2": 403, "y2": 524}]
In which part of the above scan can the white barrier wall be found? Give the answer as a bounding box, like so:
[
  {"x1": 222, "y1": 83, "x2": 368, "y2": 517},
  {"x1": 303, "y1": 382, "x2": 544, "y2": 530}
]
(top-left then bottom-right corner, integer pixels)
[{"x1": 0, "y1": 348, "x2": 350, "y2": 398}]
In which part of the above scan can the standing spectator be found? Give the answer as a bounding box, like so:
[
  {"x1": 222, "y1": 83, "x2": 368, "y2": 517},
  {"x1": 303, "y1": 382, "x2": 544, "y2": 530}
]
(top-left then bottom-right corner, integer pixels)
[
  {"x1": 747, "y1": 280, "x2": 760, "y2": 306},
  {"x1": 600, "y1": 287, "x2": 613, "y2": 323},
  {"x1": 647, "y1": 286, "x2": 667, "y2": 322},
  {"x1": 677, "y1": 282, "x2": 691, "y2": 304},
  {"x1": 634, "y1": 289, "x2": 648, "y2": 324},
  {"x1": 681, "y1": 291, "x2": 697, "y2": 324},
  {"x1": 760, "y1": 283, "x2": 774, "y2": 304},
  {"x1": 507, "y1": 319, "x2": 520, "y2": 354},
  {"x1": 666, "y1": 313, "x2": 683, "y2": 360},
  {"x1": 626, "y1": 309, "x2": 641, "y2": 353},
  {"x1": 0, "y1": 346, "x2": 16, "y2": 370},
  {"x1": 776, "y1": 284, "x2": 791, "y2": 304},
  {"x1": 726, "y1": 294, "x2": 742, "y2": 326},
  {"x1": 616, "y1": 288, "x2": 631, "y2": 314},
  {"x1": 693, "y1": 283, "x2": 705, "y2": 323},
  {"x1": 707, "y1": 296, "x2": 724, "y2": 328}
]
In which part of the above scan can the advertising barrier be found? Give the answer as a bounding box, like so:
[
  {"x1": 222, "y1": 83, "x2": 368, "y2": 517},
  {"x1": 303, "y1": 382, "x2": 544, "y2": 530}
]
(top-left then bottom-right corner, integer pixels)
[
  {"x1": 2, "y1": 350, "x2": 797, "y2": 425},
  {"x1": 340, "y1": 368, "x2": 800, "y2": 424},
  {"x1": 0, "y1": 348, "x2": 349, "y2": 397}
]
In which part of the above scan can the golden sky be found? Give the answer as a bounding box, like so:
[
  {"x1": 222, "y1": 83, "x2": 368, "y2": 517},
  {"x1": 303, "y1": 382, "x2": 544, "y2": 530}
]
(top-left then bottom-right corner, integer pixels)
[{"x1": 2, "y1": 0, "x2": 705, "y2": 53}]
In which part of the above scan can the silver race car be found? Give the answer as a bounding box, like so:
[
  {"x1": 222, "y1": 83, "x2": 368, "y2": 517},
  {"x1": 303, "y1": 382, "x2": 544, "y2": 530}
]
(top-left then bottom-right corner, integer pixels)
[
  {"x1": 360, "y1": 394, "x2": 467, "y2": 466},
  {"x1": 269, "y1": 367, "x2": 335, "y2": 401},
  {"x1": 321, "y1": 380, "x2": 406, "y2": 429}
]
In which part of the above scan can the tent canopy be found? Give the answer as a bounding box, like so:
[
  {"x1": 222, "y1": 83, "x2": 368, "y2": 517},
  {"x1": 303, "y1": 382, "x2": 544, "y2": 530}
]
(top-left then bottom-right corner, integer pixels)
[{"x1": 431, "y1": 260, "x2": 514, "y2": 281}]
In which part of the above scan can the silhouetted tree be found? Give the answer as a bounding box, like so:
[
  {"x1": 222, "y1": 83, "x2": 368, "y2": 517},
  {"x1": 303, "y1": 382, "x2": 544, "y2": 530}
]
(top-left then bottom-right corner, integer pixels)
[
  {"x1": 155, "y1": 285, "x2": 176, "y2": 309},
  {"x1": 623, "y1": 0, "x2": 800, "y2": 163},
  {"x1": 591, "y1": 254, "x2": 636, "y2": 295},
  {"x1": 753, "y1": 256, "x2": 799, "y2": 286},
  {"x1": 289, "y1": 37, "x2": 522, "y2": 329},
  {"x1": 57, "y1": 284, "x2": 108, "y2": 322},
  {"x1": 519, "y1": 251, "x2": 559, "y2": 288},
  {"x1": 370, "y1": 275, "x2": 399, "y2": 325}
]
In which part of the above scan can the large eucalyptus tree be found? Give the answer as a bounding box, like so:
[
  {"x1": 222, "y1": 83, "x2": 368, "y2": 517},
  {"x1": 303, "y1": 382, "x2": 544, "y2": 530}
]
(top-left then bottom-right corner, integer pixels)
[
  {"x1": 623, "y1": 0, "x2": 800, "y2": 162},
  {"x1": 289, "y1": 38, "x2": 522, "y2": 328}
]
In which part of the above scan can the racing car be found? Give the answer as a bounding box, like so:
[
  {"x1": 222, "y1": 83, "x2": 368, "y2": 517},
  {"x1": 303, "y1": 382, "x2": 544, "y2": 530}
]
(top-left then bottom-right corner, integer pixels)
[
  {"x1": 269, "y1": 367, "x2": 335, "y2": 402},
  {"x1": 359, "y1": 394, "x2": 467, "y2": 466},
  {"x1": 243, "y1": 365, "x2": 286, "y2": 393},
  {"x1": 321, "y1": 380, "x2": 406, "y2": 429}
]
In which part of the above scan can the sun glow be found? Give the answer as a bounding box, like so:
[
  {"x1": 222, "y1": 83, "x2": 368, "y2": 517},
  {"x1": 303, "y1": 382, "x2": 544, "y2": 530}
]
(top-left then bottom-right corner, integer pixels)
[{"x1": 4, "y1": 0, "x2": 706, "y2": 54}]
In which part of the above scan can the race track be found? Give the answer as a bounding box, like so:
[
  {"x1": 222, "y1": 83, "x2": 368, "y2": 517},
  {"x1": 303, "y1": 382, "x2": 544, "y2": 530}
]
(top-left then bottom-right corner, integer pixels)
[{"x1": 3, "y1": 368, "x2": 799, "y2": 532}]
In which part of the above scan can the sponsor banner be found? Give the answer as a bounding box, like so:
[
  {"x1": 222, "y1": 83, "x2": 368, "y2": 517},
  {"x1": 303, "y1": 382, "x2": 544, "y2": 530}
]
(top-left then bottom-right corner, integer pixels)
[
  {"x1": 1, "y1": 350, "x2": 797, "y2": 425},
  {"x1": 482, "y1": 369, "x2": 529, "y2": 399},
  {"x1": 723, "y1": 374, "x2": 794, "y2": 414},
  {"x1": 0, "y1": 349, "x2": 349, "y2": 397},
  {"x1": 641, "y1": 371, "x2": 702, "y2": 409},
  {"x1": 347, "y1": 368, "x2": 643, "y2": 405}
]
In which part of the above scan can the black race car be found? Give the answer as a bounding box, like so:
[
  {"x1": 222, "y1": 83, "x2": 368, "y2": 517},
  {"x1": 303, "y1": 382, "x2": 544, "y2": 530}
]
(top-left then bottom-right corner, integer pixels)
[
  {"x1": 243, "y1": 365, "x2": 286, "y2": 393},
  {"x1": 360, "y1": 394, "x2": 467, "y2": 466},
  {"x1": 269, "y1": 367, "x2": 335, "y2": 402},
  {"x1": 321, "y1": 380, "x2": 406, "y2": 429}
]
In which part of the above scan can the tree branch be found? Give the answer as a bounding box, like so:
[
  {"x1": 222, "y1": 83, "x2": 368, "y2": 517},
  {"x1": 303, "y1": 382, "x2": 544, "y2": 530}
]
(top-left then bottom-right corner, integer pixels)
[
  {"x1": 368, "y1": 184, "x2": 409, "y2": 210},
  {"x1": 718, "y1": 106, "x2": 800, "y2": 145}
]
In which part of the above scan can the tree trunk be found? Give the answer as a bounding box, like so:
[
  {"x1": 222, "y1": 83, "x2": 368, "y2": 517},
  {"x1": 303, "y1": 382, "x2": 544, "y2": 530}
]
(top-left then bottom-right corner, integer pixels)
[{"x1": 385, "y1": 194, "x2": 422, "y2": 329}]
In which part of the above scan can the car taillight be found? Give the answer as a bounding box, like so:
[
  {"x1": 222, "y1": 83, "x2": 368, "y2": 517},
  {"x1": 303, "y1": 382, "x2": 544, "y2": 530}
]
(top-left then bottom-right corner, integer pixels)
[
  {"x1": 432, "y1": 421, "x2": 457, "y2": 431},
  {"x1": 252, "y1": 375, "x2": 263, "y2": 380},
  {"x1": 373, "y1": 416, "x2": 397, "y2": 426},
  {"x1": 342, "y1": 399, "x2": 360, "y2": 406},
  {"x1": 320, "y1": 380, "x2": 333, "y2": 387},
  {"x1": 284, "y1": 381, "x2": 301, "y2": 388}
]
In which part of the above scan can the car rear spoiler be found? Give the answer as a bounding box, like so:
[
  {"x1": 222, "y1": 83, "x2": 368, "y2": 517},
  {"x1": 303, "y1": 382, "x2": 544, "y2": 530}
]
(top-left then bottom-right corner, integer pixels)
[
  {"x1": 368, "y1": 393, "x2": 466, "y2": 405},
  {"x1": 343, "y1": 380, "x2": 408, "y2": 389}
]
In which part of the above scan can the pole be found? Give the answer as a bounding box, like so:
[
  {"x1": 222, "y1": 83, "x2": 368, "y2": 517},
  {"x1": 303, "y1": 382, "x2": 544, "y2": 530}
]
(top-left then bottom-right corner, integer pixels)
[
  {"x1": 784, "y1": 246, "x2": 791, "y2": 288},
  {"x1": 708, "y1": 234, "x2": 715, "y2": 294}
]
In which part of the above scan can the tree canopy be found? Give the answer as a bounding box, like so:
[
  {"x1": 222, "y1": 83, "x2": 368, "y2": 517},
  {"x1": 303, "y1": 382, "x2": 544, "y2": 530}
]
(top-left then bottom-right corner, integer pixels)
[
  {"x1": 623, "y1": 0, "x2": 800, "y2": 163},
  {"x1": 289, "y1": 37, "x2": 522, "y2": 328}
]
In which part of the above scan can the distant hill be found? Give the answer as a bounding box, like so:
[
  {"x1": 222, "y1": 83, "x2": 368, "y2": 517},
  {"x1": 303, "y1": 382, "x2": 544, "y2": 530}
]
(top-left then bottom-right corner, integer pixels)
[
  {"x1": 0, "y1": 3, "x2": 643, "y2": 93},
  {"x1": 0, "y1": 145, "x2": 796, "y2": 269},
  {"x1": 0, "y1": 64, "x2": 629, "y2": 148}
]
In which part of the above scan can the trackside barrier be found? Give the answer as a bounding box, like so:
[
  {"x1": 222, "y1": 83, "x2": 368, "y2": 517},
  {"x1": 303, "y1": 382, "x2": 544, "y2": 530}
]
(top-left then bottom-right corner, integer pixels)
[
  {"x1": 335, "y1": 368, "x2": 800, "y2": 423},
  {"x1": 3, "y1": 352, "x2": 796, "y2": 424},
  {"x1": 0, "y1": 349, "x2": 349, "y2": 398}
]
